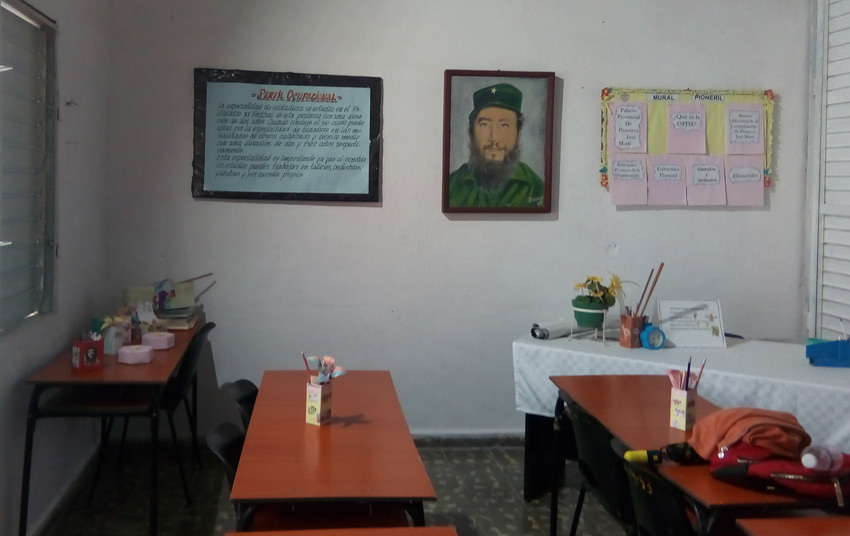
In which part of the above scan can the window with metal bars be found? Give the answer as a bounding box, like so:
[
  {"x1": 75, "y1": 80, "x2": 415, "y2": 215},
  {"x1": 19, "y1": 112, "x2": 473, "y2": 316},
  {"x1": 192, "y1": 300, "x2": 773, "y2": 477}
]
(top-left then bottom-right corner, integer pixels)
[{"x1": 0, "y1": 0, "x2": 55, "y2": 333}]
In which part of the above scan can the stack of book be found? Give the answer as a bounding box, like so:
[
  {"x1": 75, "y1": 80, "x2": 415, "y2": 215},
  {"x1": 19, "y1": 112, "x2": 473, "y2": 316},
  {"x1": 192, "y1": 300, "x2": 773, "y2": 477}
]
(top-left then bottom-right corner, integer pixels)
[{"x1": 155, "y1": 303, "x2": 205, "y2": 330}]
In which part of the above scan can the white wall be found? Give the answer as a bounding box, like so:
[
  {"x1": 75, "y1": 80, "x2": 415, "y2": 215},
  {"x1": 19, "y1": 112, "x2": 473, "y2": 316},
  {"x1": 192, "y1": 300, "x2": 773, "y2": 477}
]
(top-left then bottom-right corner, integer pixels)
[
  {"x1": 104, "y1": 0, "x2": 811, "y2": 434},
  {"x1": 0, "y1": 1, "x2": 111, "y2": 534},
  {"x1": 2, "y1": 0, "x2": 812, "y2": 534}
]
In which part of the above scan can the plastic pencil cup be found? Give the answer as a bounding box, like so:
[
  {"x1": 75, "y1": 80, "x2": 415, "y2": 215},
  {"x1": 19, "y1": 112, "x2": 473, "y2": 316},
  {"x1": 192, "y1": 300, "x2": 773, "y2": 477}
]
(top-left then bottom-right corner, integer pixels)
[
  {"x1": 619, "y1": 315, "x2": 645, "y2": 348},
  {"x1": 305, "y1": 376, "x2": 332, "y2": 426},
  {"x1": 669, "y1": 388, "x2": 695, "y2": 431}
]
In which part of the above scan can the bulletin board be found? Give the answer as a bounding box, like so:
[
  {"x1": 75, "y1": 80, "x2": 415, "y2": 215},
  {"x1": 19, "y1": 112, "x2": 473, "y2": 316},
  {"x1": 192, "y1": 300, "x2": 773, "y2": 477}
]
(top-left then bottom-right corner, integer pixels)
[
  {"x1": 192, "y1": 68, "x2": 382, "y2": 202},
  {"x1": 600, "y1": 88, "x2": 774, "y2": 207}
]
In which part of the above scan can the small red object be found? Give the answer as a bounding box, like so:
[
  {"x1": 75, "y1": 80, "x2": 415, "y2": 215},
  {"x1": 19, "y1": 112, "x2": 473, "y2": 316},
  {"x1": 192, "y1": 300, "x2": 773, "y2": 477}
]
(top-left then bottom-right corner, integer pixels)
[{"x1": 71, "y1": 339, "x2": 104, "y2": 372}]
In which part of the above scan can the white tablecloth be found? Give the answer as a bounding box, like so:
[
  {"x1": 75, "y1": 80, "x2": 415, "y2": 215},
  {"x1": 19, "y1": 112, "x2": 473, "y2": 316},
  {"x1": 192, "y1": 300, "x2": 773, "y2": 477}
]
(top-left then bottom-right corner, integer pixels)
[{"x1": 513, "y1": 335, "x2": 850, "y2": 450}]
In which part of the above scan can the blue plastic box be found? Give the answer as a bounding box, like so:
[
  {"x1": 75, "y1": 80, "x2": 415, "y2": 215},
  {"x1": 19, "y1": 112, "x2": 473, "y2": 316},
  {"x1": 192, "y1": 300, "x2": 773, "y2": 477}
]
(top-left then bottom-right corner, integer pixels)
[{"x1": 806, "y1": 338, "x2": 850, "y2": 367}]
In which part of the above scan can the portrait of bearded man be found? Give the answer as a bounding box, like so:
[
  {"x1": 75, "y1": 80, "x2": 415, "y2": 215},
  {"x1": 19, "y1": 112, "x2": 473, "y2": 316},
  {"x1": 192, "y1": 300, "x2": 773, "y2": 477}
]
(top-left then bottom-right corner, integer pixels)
[{"x1": 447, "y1": 82, "x2": 545, "y2": 209}]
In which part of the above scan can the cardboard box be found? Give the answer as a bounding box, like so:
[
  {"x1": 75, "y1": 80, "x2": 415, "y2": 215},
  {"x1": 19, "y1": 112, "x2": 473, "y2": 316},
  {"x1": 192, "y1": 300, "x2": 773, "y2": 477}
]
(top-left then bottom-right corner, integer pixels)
[
  {"x1": 72, "y1": 339, "x2": 104, "y2": 372},
  {"x1": 305, "y1": 377, "x2": 332, "y2": 426},
  {"x1": 670, "y1": 387, "x2": 695, "y2": 431}
]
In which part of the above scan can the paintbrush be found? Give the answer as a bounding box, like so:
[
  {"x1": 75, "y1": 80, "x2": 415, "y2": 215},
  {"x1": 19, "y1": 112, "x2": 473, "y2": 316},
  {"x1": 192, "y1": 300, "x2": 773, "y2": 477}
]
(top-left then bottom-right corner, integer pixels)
[
  {"x1": 633, "y1": 269, "x2": 654, "y2": 318},
  {"x1": 638, "y1": 262, "x2": 664, "y2": 317}
]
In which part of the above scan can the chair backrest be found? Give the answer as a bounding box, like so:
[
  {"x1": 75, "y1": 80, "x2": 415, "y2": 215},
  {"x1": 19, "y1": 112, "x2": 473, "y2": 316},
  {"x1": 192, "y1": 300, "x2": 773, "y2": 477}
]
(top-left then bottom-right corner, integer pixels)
[
  {"x1": 227, "y1": 379, "x2": 259, "y2": 431},
  {"x1": 568, "y1": 400, "x2": 636, "y2": 531},
  {"x1": 160, "y1": 322, "x2": 216, "y2": 411},
  {"x1": 621, "y1": 455, "x2": 700, "y2": 536},
  {"x1": 206, "y1": 420, "x2": 245, "y2": 490}
]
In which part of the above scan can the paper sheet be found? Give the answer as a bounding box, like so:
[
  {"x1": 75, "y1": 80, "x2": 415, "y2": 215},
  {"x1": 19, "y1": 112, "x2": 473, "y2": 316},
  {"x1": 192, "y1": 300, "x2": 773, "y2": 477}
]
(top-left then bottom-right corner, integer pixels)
[
  {"x1": 647, "y1": 155, "x2": 687, "y2": 205},
  {"x1": 135, "y1": 301, "x2": 158, "y2": 324},
  {"x1": 608, "y1": 101, "x2": 647, "y2": 153},
  {"x1": 726, "y1": 103, "x2": 764, "y2": 155},
  {"x1": 531, "y1": 321, "x2": 572, "y2": 340},
  {"x1": 686, "y1": 155, "x2": 726, "y2": 205},
  {"x1": 725, "y1": 154, "x2": 765, "y2": 206},
  {"x1": 667, "y1": 102, "x2": 706, "y2": 154},
  {"x1": 609, "y1": 154, "x2": 648, "y2": 205},
  {"x1": 658, "y1": 300, "x2": 726, "y2": 348}
]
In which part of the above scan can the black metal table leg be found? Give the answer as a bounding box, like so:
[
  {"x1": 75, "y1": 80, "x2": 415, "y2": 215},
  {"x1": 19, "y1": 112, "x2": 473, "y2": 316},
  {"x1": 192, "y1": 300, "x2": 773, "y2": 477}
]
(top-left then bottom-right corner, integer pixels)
[
  {"x1": 524, "y1": 413, "x2": 555, "y2": 502},
  {"x1": 150, "y1": 400, "x2": 159, "y2": 536},
  {"x1": 236, "y1": 503, "x2": 256, "y2": 531},
  {"x1": 406, "y1": 500, "x2": 425, "y2": 526},
  {"x1": 19, "y1": 386, "x2": 46, "y2": 536}
]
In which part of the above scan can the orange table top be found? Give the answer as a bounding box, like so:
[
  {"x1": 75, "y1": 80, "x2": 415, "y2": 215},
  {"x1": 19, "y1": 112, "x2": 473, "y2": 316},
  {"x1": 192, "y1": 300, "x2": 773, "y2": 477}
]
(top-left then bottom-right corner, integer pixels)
[
  {"x1": 737, "y1": 516, "x2": 850, "y2": 535},
  {"x1": 550, "y1": 374, "x2": 719, "y2": 449},
  {"x1": 551, "y1": 374, "x2": 815, "y2": 511},
  {"x1": 28, "y1": 327, "x2": 197, "y2": 386},
  {"x1": 231, "y1": 370, "x2": 436, "y2": 504},
  {"x1": 226, "y1": 528, "x2": 458, "y2": 536}
]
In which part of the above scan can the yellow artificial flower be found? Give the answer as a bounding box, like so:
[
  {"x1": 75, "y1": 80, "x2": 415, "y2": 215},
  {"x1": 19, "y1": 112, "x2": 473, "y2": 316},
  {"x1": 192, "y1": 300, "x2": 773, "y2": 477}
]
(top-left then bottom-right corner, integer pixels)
[
  {"x1": 609, "y1": 274, "x2": 622, "y2": 297},
  {"x1": 573, "y1": 273, "x2": 620, "y2": 308}
]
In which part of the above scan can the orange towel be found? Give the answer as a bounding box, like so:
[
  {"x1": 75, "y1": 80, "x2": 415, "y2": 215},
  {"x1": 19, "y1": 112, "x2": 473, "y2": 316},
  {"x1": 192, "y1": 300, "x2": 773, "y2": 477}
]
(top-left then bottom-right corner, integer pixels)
[{"x1": 688, "y1": 407, "x2": 812, "y2": 460}]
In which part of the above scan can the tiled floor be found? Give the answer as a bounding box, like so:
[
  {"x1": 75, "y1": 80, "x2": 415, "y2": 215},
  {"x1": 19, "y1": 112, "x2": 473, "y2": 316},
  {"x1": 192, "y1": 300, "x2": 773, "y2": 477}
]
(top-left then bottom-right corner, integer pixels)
[{"x1": 36, "y1": 439, "x2": 622, "y2": 536}]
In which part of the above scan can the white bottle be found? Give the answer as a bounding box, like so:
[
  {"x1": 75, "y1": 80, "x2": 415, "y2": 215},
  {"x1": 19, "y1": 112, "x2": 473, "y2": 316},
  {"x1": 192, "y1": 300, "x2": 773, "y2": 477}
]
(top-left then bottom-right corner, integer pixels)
[{"x1": 800, "y1": 445, "x2": 844, "y2": 472}]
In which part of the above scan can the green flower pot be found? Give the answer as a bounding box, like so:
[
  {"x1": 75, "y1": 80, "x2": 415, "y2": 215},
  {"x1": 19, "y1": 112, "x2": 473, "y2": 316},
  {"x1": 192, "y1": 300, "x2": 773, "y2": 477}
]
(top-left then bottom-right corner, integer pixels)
[{"x1": 571, "y1": 297, "x2": 609, "y2": 328}]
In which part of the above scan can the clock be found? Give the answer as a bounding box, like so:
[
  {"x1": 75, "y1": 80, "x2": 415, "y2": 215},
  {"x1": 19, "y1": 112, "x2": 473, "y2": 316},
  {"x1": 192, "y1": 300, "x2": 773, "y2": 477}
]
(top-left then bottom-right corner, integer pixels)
[{"x1": 640, "y1": 323, "x2": 666, "y2": 350}]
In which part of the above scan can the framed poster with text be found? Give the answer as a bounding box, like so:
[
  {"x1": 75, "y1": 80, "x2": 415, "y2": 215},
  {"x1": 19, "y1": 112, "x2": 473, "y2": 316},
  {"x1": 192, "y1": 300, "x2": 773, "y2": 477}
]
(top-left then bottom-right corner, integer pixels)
[{"x1": 192, "y1": 68, "x2": 382, "y2": 202}]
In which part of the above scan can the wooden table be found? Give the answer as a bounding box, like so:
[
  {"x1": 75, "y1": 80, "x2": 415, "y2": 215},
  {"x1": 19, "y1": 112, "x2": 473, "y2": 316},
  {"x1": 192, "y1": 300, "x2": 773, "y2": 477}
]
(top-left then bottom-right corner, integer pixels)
[
  {"x1": 550, "y1": 375, "x2": 718, "y2": 449},
  {"x1": 737, "y1": 516, "x2": 850, "y2": 535},
  {"x1": 516, "y1": 335, "x2": 850, "y2": 501},
  {"x1": 551, "y1": 374, "x2": 832, "y2": 535},
  {"x1": 231, "y1": 370, "x2": 436, "y2": 530},
  {"x1": 18, "y1": 326, "x2": 199, "y2": 536},
  {"x1": 226, "y1": 527, "x2": 459, "y2": 536}
]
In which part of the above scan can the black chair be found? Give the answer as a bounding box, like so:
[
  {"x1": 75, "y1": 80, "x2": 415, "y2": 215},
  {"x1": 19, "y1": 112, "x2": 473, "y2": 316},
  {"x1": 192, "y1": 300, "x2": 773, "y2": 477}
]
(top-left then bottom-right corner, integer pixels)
[
  {"x1": 113, "y1": 322, "x2": 217, "y2": 504},
  {"x1": 618, "y1": 447, "x2": 705, "y2": 536},
  {"x1": 206, "y1": 421, "x2": 244, "y2": 489},
  {"x1": 551, "y1": 399, "x2": 636, "y2": 536},
  {"x1": 205, "y1": 420, "x2": 411, "y2": 531},
  {"x1": 226, "y1": 379, "x2": 258, "y2": 431}
]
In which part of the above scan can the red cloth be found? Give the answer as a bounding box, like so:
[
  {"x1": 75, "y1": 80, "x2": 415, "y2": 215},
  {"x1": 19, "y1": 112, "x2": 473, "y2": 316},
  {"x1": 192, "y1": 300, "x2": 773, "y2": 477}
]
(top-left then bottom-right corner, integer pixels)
[
  {"x1": 745, "y1": 454, "x2": 850, "y2": 499},
  {"x1": 688, "y1": 407, "x2": 812, "y2": 460},
  {"x1": 710, "y1": 442, "x2": 850, "y2": 503}
]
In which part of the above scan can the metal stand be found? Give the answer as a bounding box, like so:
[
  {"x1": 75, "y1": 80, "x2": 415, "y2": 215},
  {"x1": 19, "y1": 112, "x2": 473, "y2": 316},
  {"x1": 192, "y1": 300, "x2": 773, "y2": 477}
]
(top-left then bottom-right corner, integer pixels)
[{"x1": 568, "y1": 308, "x2": 610, "y2": 345}]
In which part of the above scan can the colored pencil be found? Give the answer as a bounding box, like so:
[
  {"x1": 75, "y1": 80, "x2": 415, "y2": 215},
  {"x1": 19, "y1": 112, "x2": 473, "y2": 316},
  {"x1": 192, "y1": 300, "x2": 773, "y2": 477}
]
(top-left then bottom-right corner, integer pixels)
[{"x1": 695, "y1": 357, "x2": 707, "y2": 389}]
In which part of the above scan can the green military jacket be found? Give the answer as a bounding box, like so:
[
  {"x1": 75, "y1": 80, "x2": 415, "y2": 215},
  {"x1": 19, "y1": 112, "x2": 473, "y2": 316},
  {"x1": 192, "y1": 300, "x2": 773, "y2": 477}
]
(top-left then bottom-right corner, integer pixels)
[{"x1": 448, "y1": 162, "x2": 544, "y2": 208}]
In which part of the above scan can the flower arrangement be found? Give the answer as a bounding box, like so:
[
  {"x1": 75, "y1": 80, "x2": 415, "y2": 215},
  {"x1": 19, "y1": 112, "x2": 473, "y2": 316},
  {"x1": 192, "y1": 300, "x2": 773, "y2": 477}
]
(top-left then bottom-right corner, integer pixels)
[
  {"x1": 302, "y1": 352, "x2": 347, "y2": 384},
  {"x1": 573, "y1": 274, "x2": 621, "y2": 308}
]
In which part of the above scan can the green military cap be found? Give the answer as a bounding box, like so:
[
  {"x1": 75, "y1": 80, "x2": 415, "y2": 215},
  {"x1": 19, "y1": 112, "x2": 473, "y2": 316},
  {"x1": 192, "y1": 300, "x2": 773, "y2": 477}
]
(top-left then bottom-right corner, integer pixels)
[{"x1": 469, "y1": 83, "x2": 523, "y2": 119}]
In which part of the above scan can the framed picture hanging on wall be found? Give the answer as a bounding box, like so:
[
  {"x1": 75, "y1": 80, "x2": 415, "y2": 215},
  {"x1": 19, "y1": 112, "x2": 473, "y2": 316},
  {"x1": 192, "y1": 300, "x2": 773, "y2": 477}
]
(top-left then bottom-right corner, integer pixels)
[
  {"x1": 442, "y1": 70, "x2": 555, "y2": 213},
  {"x1": 192, "y1": 68, "x2": 382, "y2": 202}
]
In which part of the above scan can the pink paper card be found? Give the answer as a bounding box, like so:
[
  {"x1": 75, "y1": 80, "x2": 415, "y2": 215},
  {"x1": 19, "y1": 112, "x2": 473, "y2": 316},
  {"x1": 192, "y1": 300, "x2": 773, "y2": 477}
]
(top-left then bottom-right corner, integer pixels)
[
  {"x1": 609, "y1": 154, "x2": 647, "y2": 205},
  {"x1": 647, "y1": 155, "x2": 687, "y2": 206},
  {"x1": 725, "y1": 155, "x2": 764, "y2": 206},
  {"x1": 608, "y1": 101, "x2": 647, "y2": 153},
  {"x1": 667, "y1": 102, "x2": 706, "y2": 154},
  {"x1": 686, "y1": 155, "x2": 726, "y2": 206},
  {"x1": 726, "y1": 103, "x2": 764, "y2": 155}
]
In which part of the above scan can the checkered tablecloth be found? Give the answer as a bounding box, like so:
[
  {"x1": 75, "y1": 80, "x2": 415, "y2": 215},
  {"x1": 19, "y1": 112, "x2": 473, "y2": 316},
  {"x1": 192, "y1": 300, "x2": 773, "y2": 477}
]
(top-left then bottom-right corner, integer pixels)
[{"x1": 513, "y1": 335, "x2": 850, "y2": 450}]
